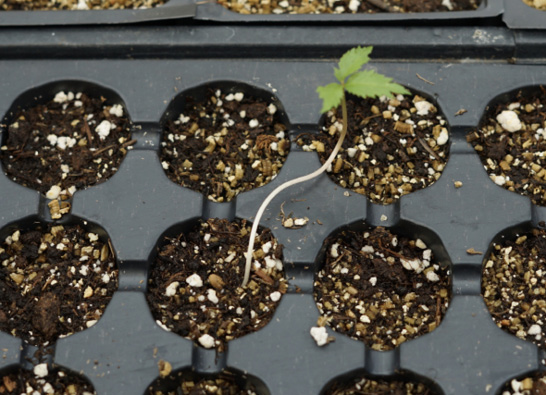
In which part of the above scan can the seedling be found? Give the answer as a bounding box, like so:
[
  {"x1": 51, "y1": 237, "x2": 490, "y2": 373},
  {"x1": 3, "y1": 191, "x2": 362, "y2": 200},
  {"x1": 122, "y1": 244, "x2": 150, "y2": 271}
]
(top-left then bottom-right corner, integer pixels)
[{"x1": 242, "y1": 46, "x2": 410, "y2": 287}]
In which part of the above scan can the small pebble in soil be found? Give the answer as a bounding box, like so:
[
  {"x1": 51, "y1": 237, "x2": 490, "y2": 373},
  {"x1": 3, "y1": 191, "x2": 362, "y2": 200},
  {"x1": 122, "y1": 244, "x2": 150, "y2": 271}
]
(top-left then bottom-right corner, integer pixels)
[
  {"x1": 147, "y1": 218, "x2": 287, "y2": 352},
  {"x1": 482, "y1": 228, "x2": 546, "y2": 350},
  {"x1": 0, "y1": 366, "x2": 96, "y2": 394},
  {"x1": 160, "y1": 89, "x2": 289, "y2": 202},
  {"x1": 314, "y1": 226, "x2": 451, "y2": 351},
  {"x1": 299, "y1": 93, "x2": 449, "y2": 205}
]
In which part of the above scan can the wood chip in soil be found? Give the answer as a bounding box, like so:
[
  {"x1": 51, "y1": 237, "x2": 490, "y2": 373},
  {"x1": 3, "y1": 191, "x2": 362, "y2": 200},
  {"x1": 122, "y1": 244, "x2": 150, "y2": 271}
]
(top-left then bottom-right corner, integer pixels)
[
  {"x1": 314, "y1": 226, "x2": 451, "y2": 351},
  {"x1": 148, "y1": 371, "x2": 258, "y2": 395},
  {"x1": 218, "y1": 0, "x2": 478, "y2": 15},
  {"x1": 146, "y1": 218, "x2": 287, "y2": 352},
  {"x1": 325, "y1": 375, "x2": 438, "y2": 395},
  {"x1": 0, "y1": 0, "x2": 165, "y2": 10},
  {"x1": 482, "y1": 228, "x2": 546, "y2": 349},
  {"x1": 0, "y1": 365, "x2": 95, "y2": 395},
  {"x1": 523, "y1": 0, "x2": 546, "y2": 11},
  {"x1": 468, "y1": 87, "x2": 546, "y2": 206},
  {"x1": 160, "y1": 88, "x2": 289, "y2": 202},
  {"x1": 0, "y1": 91, "x2": 133, "y2": 199},
  {"x1": 298, "y1": 93, "x2": 449, "y2": 205},
  {"x1": 0, "y1": 224, "x2": 118, "y2": 346},
  {"x1": 500, "y1": 371, "x2": 546, "y2": 395}
]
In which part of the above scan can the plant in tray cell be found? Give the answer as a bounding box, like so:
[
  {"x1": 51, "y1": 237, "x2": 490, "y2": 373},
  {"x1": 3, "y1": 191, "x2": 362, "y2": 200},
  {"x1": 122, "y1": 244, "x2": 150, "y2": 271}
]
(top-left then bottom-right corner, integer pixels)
[{"x1": 243, "y1": 46, "x2": 410, "y2": 287}]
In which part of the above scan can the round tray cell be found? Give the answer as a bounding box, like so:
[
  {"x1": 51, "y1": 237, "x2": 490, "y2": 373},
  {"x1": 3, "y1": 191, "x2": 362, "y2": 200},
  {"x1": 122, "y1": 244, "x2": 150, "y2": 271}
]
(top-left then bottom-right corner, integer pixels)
[
  {"x1": 160, "y1": 81, "x2": 290, "y2": 203},
  {"x1": 298, "y1": 90, "x2": 449, "y2": 205},
  {"x1": 146, "y1": 367, "x2": 268, "y2": 395},
  {"x1": 216, "y1": 0, "x2": 480, "y2": 15},
  {"x1": 0, "y1": 0, "x2": 167, "y2": 10},
  {"x1": 522, "y1": 0, "x2": 546, "y2": 11},
  {"x1": 320, "y1": 369, "x2": 443, "y2": 395},
  {"x1": 0, "y1": 364, "x2": 95, "y2": 394},
  {"x1": 314, "y1": 222, "x2": 451, "y2": 351},
  {"x1": 468, "y1": 86, "x2": 546, "y2": 206},
  {"x1": 499, "y1": 370, "x2": 546, "y2": 394},
  {"x1": 0, "y1": 81, "x2": 133, "y2": 199},
  {"x1": 482, "y1": 224, "x2": 546, "y2": 350},
  {"x1": 0, "y1": 216, "x2": 118, "y2": 346},
  {"x1": 146, "y1": 217, "x2": 287, "y2": 351}
]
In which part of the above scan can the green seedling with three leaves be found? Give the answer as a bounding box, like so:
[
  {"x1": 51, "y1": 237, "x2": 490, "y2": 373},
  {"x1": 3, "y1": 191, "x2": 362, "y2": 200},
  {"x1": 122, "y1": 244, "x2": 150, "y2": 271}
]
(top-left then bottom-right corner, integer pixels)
[{"x1": 242, "y1": 46, "x2": 410, "y2": 288}]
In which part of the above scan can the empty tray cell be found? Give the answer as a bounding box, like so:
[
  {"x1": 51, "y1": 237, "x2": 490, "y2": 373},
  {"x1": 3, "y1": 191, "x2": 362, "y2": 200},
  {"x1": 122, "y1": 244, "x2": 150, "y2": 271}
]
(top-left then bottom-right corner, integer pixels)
[
  {"x1": 217, "y1": 0, "x2": 480, "y2": 15},
  {"x1": 320, "y1": 369, "x2": 442, "y2": 394},
  {"x1": 468, "y1": 86, "x2": 546, "y2": 206},
  {"x1": 0, "y1": 217, "x2": 118, "y2": 346},
  {"x1": 314, "y1": 222, "x2": 451, "y2": 351},
  {"x1": 0, "y1": 0, "x2": 167, "y2": 10},
  {"x1": 146, "y1": 218, "x2": 287, "y2": 351},
  {"x1": 147, "y1": 367, "x2": 268, "y2": 395},
  {"x1": 482, "y1": 225, "x2": 546, "y2": 350},
  {"x1": 298, "y1": 90, "x2": 449, "y2": 205},
  {"x1": 160, "y1": 81, "x2": 290, "y2": 203},
  {"x1": 523, "y1": 0, "x2": 546, "y2": 11},
  {"x1": 500, "y1": 370, "x2": 546, "y2": 394},
  {"x1": 0, "y1": 81, "x2": 134, "y2": 200},
  {"x1": 0, "y1": 364, "x2": 95, "y2": 394}
]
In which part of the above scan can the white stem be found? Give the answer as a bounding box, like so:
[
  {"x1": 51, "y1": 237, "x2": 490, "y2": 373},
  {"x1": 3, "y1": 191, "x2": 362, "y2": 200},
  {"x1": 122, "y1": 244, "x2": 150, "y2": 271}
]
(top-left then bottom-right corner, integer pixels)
[{"x1": 242, "y1": 96, "x2": 348, "y2": 287}]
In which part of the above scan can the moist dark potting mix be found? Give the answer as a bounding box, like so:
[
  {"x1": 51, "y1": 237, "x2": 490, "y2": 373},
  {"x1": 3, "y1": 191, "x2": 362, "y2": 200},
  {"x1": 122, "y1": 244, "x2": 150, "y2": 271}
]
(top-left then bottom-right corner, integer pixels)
[
  {"x1": 500, "y1": 371, "x2": 546, "y2": 395},
  {"x1": 324, "y1": 375, "x2": 437, "y2": 395},
  {"x1": 298, "y1": 93, "x2": 449, "y2": 205},
  {"x1": 468, "y1": 88, "x2": 546, "y2": 206},
  {"x1": 0, "y1": 0, "x2": 166, "y2": 11},
  {"x1": 0, "y1": 365, "x2": 95, "y2": 395},
  {"x1": 0, "y1": 223, "x2": 118, "y2": 346},
  {"x1": 146, "y1": 218, "x2": 287, "y2": 352},
  {"x1": 314, "y1": 227, "x2": 451, "y2": 351},
  {"x1": 217, "y1": 0, "x2": 478, "y2": 15},
  {"x1": 160, "y1": 88, "x2": 289, "y2": 202},
  {"x1": 482, "y1": 228, "x2": 546, "y2": 351},
  {"x1": 0, "y1": 91, "x2": 133, "y2": 200}
]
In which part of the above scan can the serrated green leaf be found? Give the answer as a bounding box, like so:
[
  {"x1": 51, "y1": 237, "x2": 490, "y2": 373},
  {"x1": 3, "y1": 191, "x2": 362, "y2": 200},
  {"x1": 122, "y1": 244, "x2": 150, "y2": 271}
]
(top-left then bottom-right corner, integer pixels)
[
  {"x1": 317, "y1": 83, "x2": 344, "y2": 113},
  {"x1": 344, "y1": 70, "x2": 410, "y2": 100},
  {"x1": 334, "y1": 46, "x2": 373, "y2": 83}
]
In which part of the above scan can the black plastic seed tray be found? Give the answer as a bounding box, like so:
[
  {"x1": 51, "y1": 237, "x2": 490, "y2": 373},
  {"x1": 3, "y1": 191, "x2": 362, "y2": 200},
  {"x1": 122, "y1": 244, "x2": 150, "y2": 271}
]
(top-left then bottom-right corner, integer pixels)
[
  {"x1": 504, "y1": 0, "x2": 546, "y2": 29},
  {"x1": 2, "y1": 28, "x2": 546, "y2": 391}
]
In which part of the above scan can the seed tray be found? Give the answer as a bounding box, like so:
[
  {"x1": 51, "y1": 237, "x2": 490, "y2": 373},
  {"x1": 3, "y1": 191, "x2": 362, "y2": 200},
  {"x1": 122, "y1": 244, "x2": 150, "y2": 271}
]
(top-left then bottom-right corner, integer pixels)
[
  {"x1": 2, "y1": 42, "x2": 546, "y2": 393},
  {"x1": 504, "y1": 0, "x2": 546, "y2": 30}
]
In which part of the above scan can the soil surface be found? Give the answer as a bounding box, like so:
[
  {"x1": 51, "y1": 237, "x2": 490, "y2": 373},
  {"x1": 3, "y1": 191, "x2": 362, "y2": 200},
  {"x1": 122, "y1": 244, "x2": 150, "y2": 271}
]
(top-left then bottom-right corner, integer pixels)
[
  {"x1": 148, "y1": 370, "x2": 258, "y2": 395},
  {"x1": 0, "y1": 91, "x2": 133, "y2": 199},
  {"x1": 299, "y1": 93, "x2": 449, "y2": 205},
  {"x1": 468, "y1": 88, "x2": 546, "y2": 206},
  {"x1": 314, "y1": 226, "x2": 451, "y2": 351},
  {"x1": 325, "y1": 375, "x2": 437, "y2": 394},
  {"x1": 523, "y1": 0, "x2": 546, "y2": 11},
  {"x1": 160, "y1": 88, "x2": 289, "y2": 202},
  {"x1": 500, "y1": 372, "x2": 546, "y2": 395},
  {"x1": 482, "y1": 228, "x2": 546, "y2": 350},
  {"x1": 0, "y1": 224, "x2": 118, "y2": 346},
  {"x1": 218, "y1": 0, "x2": 478, "y2": 15},
  {"x1": 0, "y1": 0, "x2": 165, "y2": 10},
  {"x1": 147, "y1": 218, "x2": 286, "y2": 352},
  {"x1": 0, "y1": 365, "x2": 95, "y2": 395}
]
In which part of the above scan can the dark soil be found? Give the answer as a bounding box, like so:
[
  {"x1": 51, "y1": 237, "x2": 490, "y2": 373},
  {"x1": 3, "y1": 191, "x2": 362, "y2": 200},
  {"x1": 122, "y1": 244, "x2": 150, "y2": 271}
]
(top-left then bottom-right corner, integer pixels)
[
  {"x1": 500, "y1": 371, "x2": 546, "y2": 395},
  {"x1": 0, "y1": 0, "x2": 166, "y2": 10},
  {"x1": 468, "y1": 88, "x2": 546, "y2": 206},
  {"x1": 314, "y1": 226, "x2": 451, "y2": 351},
  {"x1": 160, "y1": 88, "x2": 289, "y2": 202},
  {"x1": 0, "y1": 223, "x2": 118, "y2": 346},
  {"x1": 298, "y1": 93, "x2": 449, "y2": 205},
  {"x1": 324, "y1": 375, "x2": 438, "y2": 395},
  {"x1": 218, "y1": 0, "x2": 478, "y2": 15},
  {"x1": 0, "y1": 91, "x2": 133, "y2": 198},
  {"x1": 0, "y1": 366, "x2": 95, "y2": 395},
  {"x1": 146, "y1": 218, "x2": 287, "y2": 352},
  {"x1": 148, "y1": 370, "x2": 258, "y2": 395},
  {"x1": 482, "y1": 228, "x2": 546, "y2": 350}
]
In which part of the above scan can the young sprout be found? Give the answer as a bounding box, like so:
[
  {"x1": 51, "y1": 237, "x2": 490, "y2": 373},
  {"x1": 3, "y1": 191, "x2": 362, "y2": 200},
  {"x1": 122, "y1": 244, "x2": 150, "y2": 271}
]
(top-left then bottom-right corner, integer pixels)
[{"x1": 242, "y1": 46, "x2": 410, "y2": 288}]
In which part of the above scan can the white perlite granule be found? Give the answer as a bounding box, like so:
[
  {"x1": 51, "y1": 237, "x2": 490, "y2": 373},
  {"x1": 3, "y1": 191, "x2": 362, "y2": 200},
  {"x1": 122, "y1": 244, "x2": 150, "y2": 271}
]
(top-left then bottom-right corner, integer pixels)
[
  {"x1": 95, "y1": 120, "x2": 113, "y2": 140},
  {"x1": 496, "y1": 110, "x2": 522, "y2": 132},
  {"x1": 186, "y1": 273, "x2": 203, "y2": 287},
  {"x1": 198, "y1": 334, "x2": 215, "y2": 348},
  {"x1": 310, "y1": 326, "x2": 329, "y2": 346},
  {"x1": 33, "y1": 363, "x2": 48, "y2": 378}
]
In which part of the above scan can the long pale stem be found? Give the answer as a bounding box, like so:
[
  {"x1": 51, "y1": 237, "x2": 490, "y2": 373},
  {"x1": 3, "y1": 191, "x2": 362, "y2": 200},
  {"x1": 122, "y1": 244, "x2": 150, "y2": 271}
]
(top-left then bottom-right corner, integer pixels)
[{"x1": 242, "y1": 95, "x2": 348, "y2": 287}]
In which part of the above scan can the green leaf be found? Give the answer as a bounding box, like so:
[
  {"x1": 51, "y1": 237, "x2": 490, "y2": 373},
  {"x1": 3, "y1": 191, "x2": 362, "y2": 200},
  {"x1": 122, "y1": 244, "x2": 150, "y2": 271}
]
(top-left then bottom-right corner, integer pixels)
[
  {"x1": 317, "y1": 83, "x2": 344, "y2": 113},
  {"x1": 334, "y1": 46, "x2": 373, "y2": 83},
  {"x1": 344, "y1": 70, "x2": 410, "y2": 100}
]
